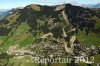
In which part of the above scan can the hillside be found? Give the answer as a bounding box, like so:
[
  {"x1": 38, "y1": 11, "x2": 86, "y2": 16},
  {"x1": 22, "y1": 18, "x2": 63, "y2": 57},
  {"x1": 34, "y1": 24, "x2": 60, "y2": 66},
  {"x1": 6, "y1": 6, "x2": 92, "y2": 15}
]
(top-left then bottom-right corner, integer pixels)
[
  {"x1": 0, "y1": 4, "x2": 99, "y2": 47},
  {"x1": 0, "y1": 4, "x2": 100, "y2": 66},
  {"x1": 0, "y1": 9, "x2": 19, "y2": 21}
]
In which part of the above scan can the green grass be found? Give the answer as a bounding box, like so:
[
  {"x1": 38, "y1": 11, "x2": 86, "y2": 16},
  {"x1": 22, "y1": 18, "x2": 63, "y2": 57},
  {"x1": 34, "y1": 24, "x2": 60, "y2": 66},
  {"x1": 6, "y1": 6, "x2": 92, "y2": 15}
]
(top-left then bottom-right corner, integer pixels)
[
  {"x1": 76, "y1": 16, "x2": 100, "y2": 46},
  {"x1": 0, "y1": 36, "x2": 7, "y2": 45},
  {"x1": 2, "y1": 38, "x2": 16, "y2": 49},
  {"x1": 0, "y1": 20, "x2": 45, "y2": 49},
  {"x1": 94, "y1": 54, "x2": 100, "y2": 63},
  {"x1": 20, "y1": 35, "x2": 35, "y2": 47},
  {"x1": 0, "y1": 22, "x2": 31, "y2": 49},
  {"x1": 95, "y1": 17, "x2": 100, "y2": 28},
  {"x1": 77, "y1": 30, "x2": 100, "y2": 46},
  {"x1": 7, "y1": 56, "x2": 37, "y2": 66}
]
